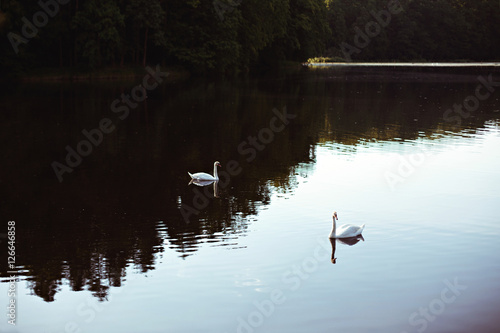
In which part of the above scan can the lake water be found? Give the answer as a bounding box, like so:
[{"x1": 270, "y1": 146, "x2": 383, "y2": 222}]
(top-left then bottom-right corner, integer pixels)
[{"x1": 1, "y1": 66, "x2": 500, "y2": 333}]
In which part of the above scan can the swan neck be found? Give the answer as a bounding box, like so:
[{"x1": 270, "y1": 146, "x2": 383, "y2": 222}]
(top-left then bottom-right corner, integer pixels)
[
  {"x1": 214, "y1": 163, "x2": 219, "y2": 179},
  {"x1": 331, "y1": 217, "x2": 336, "y2": 237}
]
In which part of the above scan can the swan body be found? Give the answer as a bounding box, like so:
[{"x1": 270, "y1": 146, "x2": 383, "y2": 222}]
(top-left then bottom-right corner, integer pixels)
[
  {"x1": 188, "y1": 161, "x2": 221, "y2": 182},
  {"x1": 329, "y1": 211, "x2": 365, "y2": 238}
]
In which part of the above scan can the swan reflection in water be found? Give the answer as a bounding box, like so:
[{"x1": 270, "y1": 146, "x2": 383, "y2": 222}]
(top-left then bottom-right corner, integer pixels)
[
  {"x1": 330, "y1": 235, "x2": 364, "y2": 264},
  {"x1": 188, "y1": 179, "x2": 219, "y2": 198}
]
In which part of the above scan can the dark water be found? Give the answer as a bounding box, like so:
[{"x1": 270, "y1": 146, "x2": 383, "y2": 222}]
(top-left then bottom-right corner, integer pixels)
[{"x1": 1, "y1": 66, "x2": 500, "y2": 333}]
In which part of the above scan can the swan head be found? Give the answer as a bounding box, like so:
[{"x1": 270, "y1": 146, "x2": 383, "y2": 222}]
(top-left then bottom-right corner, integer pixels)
[
  {"x1": 332, "y1": 211, "x2": 338, "y2": 220},
  {"x1": 214, "y1": 161, "x2": 221, "y2": 167}
]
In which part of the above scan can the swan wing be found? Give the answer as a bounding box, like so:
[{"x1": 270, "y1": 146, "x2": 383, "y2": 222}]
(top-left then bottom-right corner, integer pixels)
[{"x1": 190, "y1": 172, "x2": 216, "y2": 181}]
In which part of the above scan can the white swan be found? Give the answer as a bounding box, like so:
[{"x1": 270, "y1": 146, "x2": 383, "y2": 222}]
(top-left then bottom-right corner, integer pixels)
[
  {"x1": 329, "y1": 211, "x2": 365, "y2": 238},
  {"x1": 188, "y1": 161, "x2": 221, "y2": 182}
]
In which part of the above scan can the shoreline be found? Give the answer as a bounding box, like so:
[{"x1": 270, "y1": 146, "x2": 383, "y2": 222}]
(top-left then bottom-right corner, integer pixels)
[
  {"x1": 4, "y1": 62, "x2": 498, "y2": 84},
  {"x1": 304, "y1": 62, "x2": 500, "y2": 68},
  {"x1": 302, "y1": 62, "x2": 500, "y2": 82}
]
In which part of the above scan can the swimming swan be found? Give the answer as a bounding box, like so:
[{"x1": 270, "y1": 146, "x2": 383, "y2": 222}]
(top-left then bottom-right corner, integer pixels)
[
  {"x1": 188, "y1": 161, "x2": 221, "y2": 181},
  {"x1": 329, "y1": 211, "x2": 365, "y2": 238}
]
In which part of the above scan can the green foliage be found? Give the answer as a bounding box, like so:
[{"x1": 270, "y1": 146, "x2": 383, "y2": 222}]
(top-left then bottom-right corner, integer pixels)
[
  {"x1": 238, "y1": 0, "x2": 290, "y2": 68},
  {"x1": 307, "y1": 56, "x2": 344, "y2": 63},
  {"x1": 324, "y1": 0, "x2": 500, "y2": 62},
  {"x1": 0, "y1": 0, "x2": 499, "y2": 75},
  {"x1": 72, "y1": 0, "x2": 125, "y2": 68},
  {"x1": 288, "y1": 0, "x2": 331, "y2": 59},
  {"x1": 124, "y1": 0, "x2": 166, "y2": 66}
]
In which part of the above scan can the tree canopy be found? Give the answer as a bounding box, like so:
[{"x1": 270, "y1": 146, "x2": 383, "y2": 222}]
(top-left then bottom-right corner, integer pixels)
[
  {"x1": 0, "y1": 0, "x2": 498, "y2": 76},
  {"x1": 325, "y1": 0, "x2": 500, "y2": 62}
]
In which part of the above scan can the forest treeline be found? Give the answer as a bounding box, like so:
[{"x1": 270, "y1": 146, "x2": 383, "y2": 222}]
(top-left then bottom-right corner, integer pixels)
[{"x1": 0, "y1": 0, "x2": 499, "y2": 76}]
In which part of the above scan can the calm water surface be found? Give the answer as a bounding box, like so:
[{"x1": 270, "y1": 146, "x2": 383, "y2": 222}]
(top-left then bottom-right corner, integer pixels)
[{"x1": 1, "y1": 66, "x2": 500, "y2": 333}]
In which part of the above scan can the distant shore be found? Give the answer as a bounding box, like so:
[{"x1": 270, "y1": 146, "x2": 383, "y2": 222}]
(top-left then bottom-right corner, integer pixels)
[
  {"x1": 302, "y1": 62, "x2": 500, "y2": 82},
  {"x1": 304, "y1": 62, "x2": 500, "y2": 67},
  {"x1": 4, "y1": 62, "x2": 498, "y2": 83}
]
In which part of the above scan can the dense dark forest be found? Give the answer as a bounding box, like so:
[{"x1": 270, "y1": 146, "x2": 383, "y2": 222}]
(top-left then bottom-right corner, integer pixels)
[{"x1": 0, "y1": 0, "x2": 499, "y2": 76}]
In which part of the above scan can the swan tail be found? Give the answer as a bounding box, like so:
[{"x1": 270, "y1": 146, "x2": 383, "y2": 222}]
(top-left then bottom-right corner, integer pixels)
[
  {"x1": 359, "y1": 224, "x2": 365, "y2": 233},
  {"x1": 188, "y1": 172, "x2": 194, "y2": 179}
]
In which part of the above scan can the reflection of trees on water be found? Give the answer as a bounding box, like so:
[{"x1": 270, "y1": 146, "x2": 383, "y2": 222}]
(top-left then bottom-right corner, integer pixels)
[
  {"x1": 20, "y1": 200, "x2": 164, "y2": 301},
  {"x1": 1, "y1": 67, "x2": 499, "y2": 301}
]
